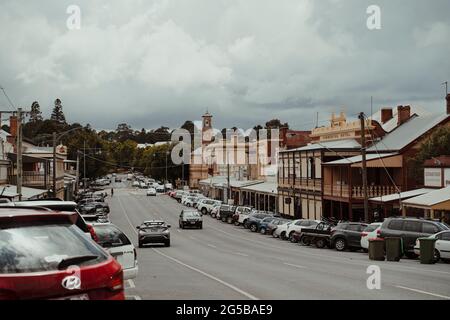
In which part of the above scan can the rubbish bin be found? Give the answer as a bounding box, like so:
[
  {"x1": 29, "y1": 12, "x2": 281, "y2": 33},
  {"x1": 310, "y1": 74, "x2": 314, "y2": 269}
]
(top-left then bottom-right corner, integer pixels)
[
  {"x1": 385, "y1": 237, "x2": 402, "y2": 262},
  {"x1": 418, "y1": 237, "x2": 437, "y2": 264},
  {"x1": 368, "y1": 238, "x2": 385, "y2": 261}
]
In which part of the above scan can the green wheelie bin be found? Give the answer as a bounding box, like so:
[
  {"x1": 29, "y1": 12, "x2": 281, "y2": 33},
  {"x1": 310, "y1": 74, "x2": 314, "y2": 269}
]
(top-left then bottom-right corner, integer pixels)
[
  {"x1": 385, "y1": 237, "x2": 402, "y2": 262},
  {"x1": 368, "y1": 238, "x2": 385, "y2": 261},
  {"x1": 418, "y1": 237, "x2": 437, "y2": 264}
]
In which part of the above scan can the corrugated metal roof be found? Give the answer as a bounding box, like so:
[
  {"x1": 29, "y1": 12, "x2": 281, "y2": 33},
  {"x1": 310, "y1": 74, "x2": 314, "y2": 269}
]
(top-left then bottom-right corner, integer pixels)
[
  {"x1": 402, "y1": 186, "x2": 450, "y2": 207},
  {"x1": 0, "y1": 185, "x2": 48, "y2": 199},
  {"x1": 369, "y1": 188, "x2": 435, "y2": 203},
  {"x1": 282, "y1": 139, "x2": 360, "y2": 153},
  {"x1": 241, "y1": 182, "x2": 278, "y2": 194},
  {"x1": 324, "y1": 153, "x2": 397, "y2": 165},
  {"x1": 367, "y1": 113, "x2": 449, "y2": 152},
  {"x1": 370, "y1": 105, "x2": 430, "y2": 133}
]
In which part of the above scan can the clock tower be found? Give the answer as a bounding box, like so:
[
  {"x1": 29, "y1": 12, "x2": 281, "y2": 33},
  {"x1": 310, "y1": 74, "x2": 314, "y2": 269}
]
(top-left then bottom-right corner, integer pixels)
[{"x1": 202, "y1": 110, "x2": 213, "y2": 145}]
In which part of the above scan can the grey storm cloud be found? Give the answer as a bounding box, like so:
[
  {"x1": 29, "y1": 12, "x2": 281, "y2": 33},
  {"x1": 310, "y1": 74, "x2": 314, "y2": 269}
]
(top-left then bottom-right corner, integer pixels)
[{"x1": 0, "y1": 0, "x2": 449, "y2": 131}]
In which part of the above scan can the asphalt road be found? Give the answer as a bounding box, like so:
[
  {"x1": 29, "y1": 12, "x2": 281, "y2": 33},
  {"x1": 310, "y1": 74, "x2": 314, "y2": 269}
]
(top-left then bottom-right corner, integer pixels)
[{"x1": 108, "y1": 178, "x2": 450, "y2": 300}]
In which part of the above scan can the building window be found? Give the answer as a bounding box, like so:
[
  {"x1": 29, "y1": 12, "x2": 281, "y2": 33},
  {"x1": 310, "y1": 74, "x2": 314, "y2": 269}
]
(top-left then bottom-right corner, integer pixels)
[{"x1": 309, "y1": 157, "x2": 315, "y2": 179}]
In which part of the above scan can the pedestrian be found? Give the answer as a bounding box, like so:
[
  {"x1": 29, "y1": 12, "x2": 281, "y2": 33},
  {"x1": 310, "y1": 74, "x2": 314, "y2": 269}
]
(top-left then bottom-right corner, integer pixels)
[{"x1": 111, "y1": 188, "x2": 114, "y2": 197}]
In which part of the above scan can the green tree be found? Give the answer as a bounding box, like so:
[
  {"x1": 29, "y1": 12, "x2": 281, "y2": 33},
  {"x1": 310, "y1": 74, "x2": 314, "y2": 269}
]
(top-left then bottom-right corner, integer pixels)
[
  {"x1": 408, "y1": 126, "x2": 450, "y2": 185},
  {"x1": 51, "y1": 98, "x2": 67, "y2": 124},
  {"x1": 30, "y1": 101, "x2": 43, "y2": 122}
]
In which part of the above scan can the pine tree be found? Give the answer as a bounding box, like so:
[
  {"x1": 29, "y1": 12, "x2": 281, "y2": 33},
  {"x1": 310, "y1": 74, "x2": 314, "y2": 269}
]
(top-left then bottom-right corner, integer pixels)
[
  {"x1": 29, "y1": 101, "x2": 43, "y2": 122},
  {"x1": 51, "y1": 98, "x2": 67, "y2": 124}
]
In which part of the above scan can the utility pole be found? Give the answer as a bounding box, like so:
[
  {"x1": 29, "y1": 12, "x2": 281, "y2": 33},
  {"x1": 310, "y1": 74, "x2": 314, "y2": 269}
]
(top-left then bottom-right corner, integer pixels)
[
  {"x1": 165, "y1": 151, "x2": 168, "y2": 184},
  {"x1": 359, "y1": 112, "x2": 369, "y2": 222},
  {"x1": 226, "y1": 149, "x2": 230, "y2": 204},
  {"x1": 76, "y1": 151, "x2": 80, "y2": 194},
  {"x1": 17, "y1": 108, "x2": 23, "y2": 201},
  {"x1": 443, "y1": 81, "x2": 448, "y2": 96}
]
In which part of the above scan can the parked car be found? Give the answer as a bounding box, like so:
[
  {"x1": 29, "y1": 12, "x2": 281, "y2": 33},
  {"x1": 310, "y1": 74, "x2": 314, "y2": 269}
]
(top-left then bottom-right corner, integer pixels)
[
  {"x1": 256, "y1": 216, "x2": 279, "y2": 233},
  {"x1": 156, "y1": 185, "x2": 165, "y2": 193},
  {"x1": 210, "y1": 203, "x2": 221, "y2": 218},
  {"x1": 9, "y1": 200, "x2": 97, "y2": 242},
  {"x1": 0, "y1": 207, "x2": 124, "y2": 300},
  {"x1": 146, "y1": 187, "x2": 157, "y2": 196},
  {"x1": 379, "y1": 217, "x2": 449, "y2": 258},
  {"x1": 232, "y1": 206, "x2": 253, "y2": 226},
  {"x1": 174, "y1": 190, "x2": 188, "y2": 202},
  {"x1": 183, "y1": 196, "x2": 202, "y2": 207},
  {"x1": 330, "y1": 222, "x2": 368, "y2": 251},
  {"x1": 360, "y1": 222, "x2": 382, "y2": 251},
  {"x1": 179, "y1": 209, "x2": 203, "y2": 229},
  {"x1": 219, "y1": 204, "x2": 237, "y2": 224},
  {"x1": 78, "y1": 202, "x2": 110, "y2": 215},
  {"x1": 245, "y1": 212, "x2": 277, "y2": 232},
  {"x1": 264, "y1": 218, "x2": 290, "y2": 235},
  {"x1": 137, "y1": 220, "x2": 171, "y2": 247},
  {"x1": 286, "y1": 219, "x2": 320, "y2": 242},
  {"x1": 273, "y1": 221, "x2": 294, "y2": 239},
  {"x1": 93, "y1": 223, "x2": 138, "y2": 280},
  {"x1": 414, "y1": 230, "x2": 450, "y2": 263},
  {"x1": 198, "y1": 199, "x2": 221, "y2": 215},
  {"x1": 132, "y1": 181, "x2": 140, "y2": 187}
]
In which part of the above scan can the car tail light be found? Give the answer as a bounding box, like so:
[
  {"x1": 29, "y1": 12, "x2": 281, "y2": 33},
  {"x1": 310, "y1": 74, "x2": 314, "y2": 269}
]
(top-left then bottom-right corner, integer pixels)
[
  {"x1": 361, "y1": 232, "x2": 368, "y2": 237},
  {"x1": 376, "y1": 229, "x2": 381, "y2": 237},
  {"x1": 87, "y1": 224, "x2": 99, "y2": 243},
  {"x1": 108, "y1": 270, "x2": 124, "y2": 291}
]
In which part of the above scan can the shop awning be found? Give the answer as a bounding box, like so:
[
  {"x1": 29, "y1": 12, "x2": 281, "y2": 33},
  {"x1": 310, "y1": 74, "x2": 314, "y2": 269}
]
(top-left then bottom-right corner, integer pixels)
[
  {"x1": 369, "y1": 188, "x2": 435, "y2": 204},
  {"x1": 402, "y1": 186, "x2": 450, "y2": 210}
]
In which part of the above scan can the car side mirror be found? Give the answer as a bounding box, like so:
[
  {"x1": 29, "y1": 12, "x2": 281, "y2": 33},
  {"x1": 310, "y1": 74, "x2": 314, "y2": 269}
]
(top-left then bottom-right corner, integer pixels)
[
  {"x1": 136, "y1": 226, "x2": 140, "y2": 229},
  {"x1": 167, "y1": 225, "x2": 171, "y2": 228}
]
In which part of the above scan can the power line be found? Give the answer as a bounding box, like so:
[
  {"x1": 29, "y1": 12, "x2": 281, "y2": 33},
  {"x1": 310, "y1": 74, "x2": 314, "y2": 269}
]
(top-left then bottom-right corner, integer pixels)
[{"x1": 0, "y1": 85, "x2": 16, "y2": 111}]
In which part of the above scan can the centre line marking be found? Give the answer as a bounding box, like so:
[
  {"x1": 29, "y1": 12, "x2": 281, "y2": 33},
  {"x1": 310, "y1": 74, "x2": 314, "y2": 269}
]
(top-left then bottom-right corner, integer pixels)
[
  {"x1": 117, "y1": 196, "x2": 259, "y2": 301},
  {"x1": 395, "y1": 285, "x2": 450, "y2": 300},
  {"x1": 207, "y1": 244, "x2": 217, "y2": 248},
  {"x1": 233, "y1": 252, "x2": 249, "y2": 257}
]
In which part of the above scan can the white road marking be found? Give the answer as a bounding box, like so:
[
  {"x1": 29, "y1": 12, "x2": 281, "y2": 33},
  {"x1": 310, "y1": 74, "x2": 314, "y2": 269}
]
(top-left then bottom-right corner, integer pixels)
[
  {"x1": 207, "y1": 244, "x2": 217, "y2": 248},
  {"x1": 188, "y1": 236, "x2": 197, "y2": 240},
  {"x1": 126, "y1": 295, "x2": 142, "y2": 300},
  {"x1": 117, "y1": 196, "x2": 259, "y2": 301},
  {"x1": 283, "y1": 262, "x2": 308, "y2": 269},
  {"x1": 395, "y1": 285, "x2": 450, "y2": 300},
  {"x1": 153, "y1": 248, "x2": 259, "y2": 300},
  {"x1": 127, "y1": 279, "x2": 136, "y2": 289},
  {"x1": 233, "y1": 252, "x2": 249, "y2": 257}
]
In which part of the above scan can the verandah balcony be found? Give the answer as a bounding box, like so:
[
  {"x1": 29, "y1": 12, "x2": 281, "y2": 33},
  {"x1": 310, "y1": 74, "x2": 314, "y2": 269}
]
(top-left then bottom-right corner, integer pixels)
[{"x1": 323, "y1": 184, "x2": 401, "y2": 199}]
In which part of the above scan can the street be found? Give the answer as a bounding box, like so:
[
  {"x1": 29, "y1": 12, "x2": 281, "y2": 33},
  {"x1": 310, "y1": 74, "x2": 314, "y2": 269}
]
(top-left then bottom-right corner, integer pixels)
[{"x1": 109, "y1": 178, "x2": 450, "y2": 300}]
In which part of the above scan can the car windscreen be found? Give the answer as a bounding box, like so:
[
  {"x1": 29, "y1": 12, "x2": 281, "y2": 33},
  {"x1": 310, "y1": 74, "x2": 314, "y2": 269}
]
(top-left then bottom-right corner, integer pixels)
[
  {"x1": 94, "y1": 225, "x2": 132, "y2": 248},
  {"x1": 184, "y1": 211, "x2": 200, "y2": 217},
  {"x1": 364, "y1": 224, "x2": 380, "y2": 232},
  {"x1": 0, "y1": 224, "x2": 108, "y2": 274}
]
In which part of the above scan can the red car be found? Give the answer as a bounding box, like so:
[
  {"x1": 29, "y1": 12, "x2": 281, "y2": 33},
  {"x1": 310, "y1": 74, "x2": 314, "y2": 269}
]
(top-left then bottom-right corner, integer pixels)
[{"x1": 0, "y1": 207, "x2": 124, "y2": 300}]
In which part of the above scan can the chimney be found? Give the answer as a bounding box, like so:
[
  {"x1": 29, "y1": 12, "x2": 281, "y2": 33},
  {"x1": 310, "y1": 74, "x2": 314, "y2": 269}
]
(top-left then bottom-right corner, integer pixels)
[
  {"x1": 446, "y1": 94, "x2": 450, "y2": 115},
  {"x1": 381, "y1": 108, "x2": 393, "y2": 123},
  {"x1": 9, "y1": 115, "x2": 18, "y2": 137},
  {"x1": 397, "y1": 105, "x2": 411, "y2": 126}
]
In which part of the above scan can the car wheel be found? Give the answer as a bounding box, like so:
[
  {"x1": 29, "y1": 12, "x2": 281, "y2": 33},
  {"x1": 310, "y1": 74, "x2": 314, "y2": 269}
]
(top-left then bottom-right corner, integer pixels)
[
  {"x1": 187, "y1": 203, "x2": 191, "y2": 207},
  {"x1": 201, "y1": 208, "x2": 207, "y2": 215},
  {"x1": 243, "y1": 220, "x2": 248, "y2": 228},
  {"x1": 315, "y1": 238, "x2": 326, "y2": 249},
  {"x1": 199, "y1": 223, "x2": 203, "y2": 229},
  {"x1": 362, "y1": 248, "x2": 368, "y2": 253},
  {"x1": 179, "y1": 222, "x2": 184, "y2": 229},
  {"x1": 260, "y1": 227, "x2": 266, "y2": 235},
  {"x1": 300, "y1": 236, "x2": 311, "y2": 246},
  {"x1": 234, "y1": 221, "x2": 240, "y2": 226},
  {"x1": 334, "y1": 238, "x2": 347, "y2": 251},
  {"x1": 227, "y1": 216, "x2": 233, "y2": 224},
  {"x1": 165, "y1": 240, "x2": 170, "y2": 247},
  {"x1": 221, "y1": 216, "x2": 226, "y2": 222},
  {"x1": 280, "y1": 231, "x2": 287, "y2": 240},
  {"x1": 289, "y1": 231, "x2": 297, "y2": 243},
  {"x1": 138, "y1": 241, "x2": 143, "y2": 248},
  {"x1": 433, "y1": 249, "x2": 441, "y2": 263},
  {"x1": 250, "y1": 224, "x2": 258, "y2": 232}
]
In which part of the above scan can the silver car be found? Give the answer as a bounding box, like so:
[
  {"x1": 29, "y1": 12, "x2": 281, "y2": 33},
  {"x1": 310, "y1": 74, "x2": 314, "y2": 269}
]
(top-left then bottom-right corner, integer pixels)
[{"x1": 137, "y1": 220, "x2": 171, "y2": 247}]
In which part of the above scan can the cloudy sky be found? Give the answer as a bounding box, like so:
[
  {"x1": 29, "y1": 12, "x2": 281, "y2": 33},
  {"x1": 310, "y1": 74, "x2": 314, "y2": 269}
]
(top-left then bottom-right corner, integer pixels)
[{"x1": 0, "y1": 0, "x2": 449, "y2": 131}]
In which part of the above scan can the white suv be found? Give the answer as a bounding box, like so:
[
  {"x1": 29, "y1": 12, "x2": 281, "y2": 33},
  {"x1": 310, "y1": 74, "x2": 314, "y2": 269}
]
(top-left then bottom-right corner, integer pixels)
[
  {"x1": 286, "y1": 219, "x2": 320, "y2": 242},
  {"x1": 198, "y1": 199, "x2": 222, "y2": 215},
  {"x1": 235, "y1": 206, "x2": 254, "y2": 226}
]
